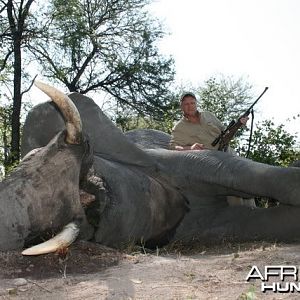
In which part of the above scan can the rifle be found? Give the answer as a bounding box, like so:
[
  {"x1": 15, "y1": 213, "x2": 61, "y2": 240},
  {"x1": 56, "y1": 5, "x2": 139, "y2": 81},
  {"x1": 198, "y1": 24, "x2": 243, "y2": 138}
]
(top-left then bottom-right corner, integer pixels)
[{"x1": 211, "y1": 87, "x2": 269, "y2": 152}]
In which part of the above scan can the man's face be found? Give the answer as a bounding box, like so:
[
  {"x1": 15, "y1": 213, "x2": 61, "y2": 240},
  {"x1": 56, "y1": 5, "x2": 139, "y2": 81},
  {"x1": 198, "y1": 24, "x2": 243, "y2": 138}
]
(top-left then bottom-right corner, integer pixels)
[{"x1": 181, "y1": 96, "x2": 197, "y2": 117}]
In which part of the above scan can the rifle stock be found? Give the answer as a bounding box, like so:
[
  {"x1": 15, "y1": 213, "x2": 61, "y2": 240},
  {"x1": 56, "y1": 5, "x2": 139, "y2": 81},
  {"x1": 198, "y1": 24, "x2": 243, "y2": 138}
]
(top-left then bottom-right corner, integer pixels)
[{"x1": 211, "y1": 87, "x2": 268, "y2": 151}]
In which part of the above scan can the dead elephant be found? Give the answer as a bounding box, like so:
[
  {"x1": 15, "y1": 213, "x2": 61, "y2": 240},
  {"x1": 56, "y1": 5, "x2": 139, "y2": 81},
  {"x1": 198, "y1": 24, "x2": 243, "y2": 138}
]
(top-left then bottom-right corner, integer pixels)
[{"x1": 1, "y1": 81, "x2": 300, "y2": 254}]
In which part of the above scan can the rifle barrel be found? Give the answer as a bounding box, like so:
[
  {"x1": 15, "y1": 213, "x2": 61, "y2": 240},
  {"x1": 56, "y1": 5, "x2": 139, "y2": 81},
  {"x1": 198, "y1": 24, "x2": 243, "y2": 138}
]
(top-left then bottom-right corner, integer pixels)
[
  {"x1": 247, "y1": 86, "x2": 269, "y2": 112},
  {"x1": 211, "y1": 86, "x2": 269, "y2": 150}
]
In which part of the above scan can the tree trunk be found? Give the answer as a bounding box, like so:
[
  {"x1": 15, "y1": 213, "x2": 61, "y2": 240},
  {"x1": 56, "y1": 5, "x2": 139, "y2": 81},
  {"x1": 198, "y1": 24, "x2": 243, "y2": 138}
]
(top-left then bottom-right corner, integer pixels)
[
  {"x1": 6, "y1": 0, "x2": 35, "y2": 167},
  {"x1": 10, "y1": 37, "x2": 22, "y2": 165}
]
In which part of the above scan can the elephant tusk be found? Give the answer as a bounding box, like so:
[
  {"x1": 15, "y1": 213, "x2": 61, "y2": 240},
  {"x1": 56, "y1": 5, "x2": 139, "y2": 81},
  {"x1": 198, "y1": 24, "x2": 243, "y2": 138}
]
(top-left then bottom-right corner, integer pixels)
[
  {"x1": 22, "y1": 222, "x2": 80, "y2": 256},
  {"x1": 34, "y1": 80, "x2": 82, "y2": 144}
]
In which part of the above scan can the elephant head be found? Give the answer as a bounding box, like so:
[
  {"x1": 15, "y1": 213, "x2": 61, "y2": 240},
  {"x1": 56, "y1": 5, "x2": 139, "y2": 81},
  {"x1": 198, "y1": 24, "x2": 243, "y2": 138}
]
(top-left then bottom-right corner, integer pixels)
[
  {"x1": 0, "y1": 81, "x2": 92, "y2": 253},
  {"x1": 21, "y1": 89, "x2": 189, "y2": 250},
  {"x1": 2, "y1": 82, "x2": 300, "y2": 255}
]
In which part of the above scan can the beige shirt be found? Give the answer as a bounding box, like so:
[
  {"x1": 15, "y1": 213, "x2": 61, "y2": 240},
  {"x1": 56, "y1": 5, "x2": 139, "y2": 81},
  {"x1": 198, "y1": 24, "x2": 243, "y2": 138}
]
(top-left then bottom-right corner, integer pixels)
[{"x1": 169, "y1": 111, "x2": 225, "y2": 150}]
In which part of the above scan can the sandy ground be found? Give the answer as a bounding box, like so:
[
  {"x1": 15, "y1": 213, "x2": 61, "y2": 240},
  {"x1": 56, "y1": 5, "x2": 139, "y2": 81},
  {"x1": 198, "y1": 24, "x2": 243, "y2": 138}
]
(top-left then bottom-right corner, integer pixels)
[{"x1": 1, "y1": 240, "x2": 300, "y2": 299}]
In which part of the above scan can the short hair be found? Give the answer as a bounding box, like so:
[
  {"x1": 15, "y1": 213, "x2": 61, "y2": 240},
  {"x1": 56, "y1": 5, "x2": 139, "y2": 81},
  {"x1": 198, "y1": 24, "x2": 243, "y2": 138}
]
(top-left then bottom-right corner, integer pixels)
[{"x1": 180, "y1": 92, "x2": 197, "y2": 103}]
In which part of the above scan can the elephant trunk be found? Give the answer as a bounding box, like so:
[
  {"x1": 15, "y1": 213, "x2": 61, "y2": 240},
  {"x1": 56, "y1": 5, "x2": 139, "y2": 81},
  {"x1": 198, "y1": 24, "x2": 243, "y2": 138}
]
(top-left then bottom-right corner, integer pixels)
[{"x1": 152, "y1": 149, "x2": 300, "y2": 205}]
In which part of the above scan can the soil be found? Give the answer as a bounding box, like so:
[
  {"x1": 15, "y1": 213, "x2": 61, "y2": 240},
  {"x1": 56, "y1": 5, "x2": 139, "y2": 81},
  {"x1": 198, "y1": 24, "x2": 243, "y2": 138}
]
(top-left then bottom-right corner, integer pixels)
[{"x1": 1, "y1": 240, "x2": 300, "y2": 300}]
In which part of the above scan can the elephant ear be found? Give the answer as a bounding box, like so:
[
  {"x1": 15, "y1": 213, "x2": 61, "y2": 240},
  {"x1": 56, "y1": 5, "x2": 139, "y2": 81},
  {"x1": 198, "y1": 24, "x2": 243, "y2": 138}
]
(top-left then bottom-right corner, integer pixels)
[{"x1": 22, "y1": 92, "x2": 156, "y2": 168}]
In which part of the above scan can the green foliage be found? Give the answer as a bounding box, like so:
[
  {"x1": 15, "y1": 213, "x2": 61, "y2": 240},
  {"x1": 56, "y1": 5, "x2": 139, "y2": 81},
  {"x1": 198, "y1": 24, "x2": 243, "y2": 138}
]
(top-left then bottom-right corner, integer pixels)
[
  {"x1": 0, "y1": 0, "x2": 298, "y2": 174},
  {"x1": 196, "y1": 75, "x2": 253, "y2": 124},
  {"x1": 0, "y1": 96, "x2": 31, "y2": 177},
  {"x1": 239, "y1": 119, "x2": 300, "y2": 166},
  {"x1": 186, "y1": 75, "x2": 299, "y2": 167},
  {"x1": 0, "y1": 101, "x2": 12, "y2": 177},
  {"x1": 0, "y1": 0, "x2": 37, "y2": 167},
  {"x1": 28, "y1": 0, "x2": 176, "y2": 119},
  {"x1": 192, "y1": 75, "x2": 255, "y2": 149},
  {"x1": 113, "y1": 100, "x2": 180, "y2": 134},
  {"x1": 0, "y1": 0, "x2": 175, "y2": 172}
]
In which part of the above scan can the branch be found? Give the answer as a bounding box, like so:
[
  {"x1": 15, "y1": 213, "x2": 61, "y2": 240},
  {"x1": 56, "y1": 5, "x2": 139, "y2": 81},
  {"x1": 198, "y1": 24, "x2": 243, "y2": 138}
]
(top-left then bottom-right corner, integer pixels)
[
  {"x1": 6, "y1": 0, "x2": 16, "y2": 34},
  {"x1": 101, "y1": 85, "x2": 146, "y2": 116},
  {"x1": 21, "y1": 74, "x2": 37, "y2": 97},
  {"x1": 0, "y1": 1, "x2": 7, "y2": 14},
  {"x1": 18, "y1": 0, "x2": 35, "y2": 31},
  {"x1": 81, "y1": 71, "x2": 124, "y2": 94},
  {"x1": 70, "y1": 45, "x2": 98, "y2": 89},
  {"x1": 0, "y1": 50, "x2": 13, "y2": 72},
  {"x1": 27, "y1": 44, "x2": 68, "y2": 84}
]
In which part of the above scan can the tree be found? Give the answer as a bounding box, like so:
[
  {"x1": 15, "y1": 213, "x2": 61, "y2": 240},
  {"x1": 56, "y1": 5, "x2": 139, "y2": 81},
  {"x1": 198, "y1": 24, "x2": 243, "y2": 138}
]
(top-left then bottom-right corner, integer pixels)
[
  {"x1": 188, "y1": 75, "x2": 299, "y2": 166},
  {"x1": 28, "y1": 0, "x2": 175, "y2": 119},
  {"x1": 0, "y1": 0, "x2": 175, "y2": 172},
  {"x1": 188, "y1": 75, "x2": 254, "y2": 150},
  {"x1": 0, "y1": 102, "x2": 12, "y2": 177},
  {"x1": 117, "y1": 75, "x2": 255, "y2": 136},
  {"x1": 239, "y1": 119, "x2": 300, "y2": 166},
  {"x1": 196, "y1": 75, "x2": 254, "y2": 125},
  {"x1": 113, "y1": 106, "x2": 178, "y2": 134},
  {"x1": 0, "y1": 0, "x2": 36, "y2": 166}
]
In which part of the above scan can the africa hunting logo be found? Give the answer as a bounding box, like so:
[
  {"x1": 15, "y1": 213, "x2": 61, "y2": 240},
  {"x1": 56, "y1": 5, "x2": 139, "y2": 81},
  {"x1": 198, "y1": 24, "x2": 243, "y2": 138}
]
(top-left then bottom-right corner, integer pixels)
[{"x1": 246, "y1": 265, "x2": 300, "y2": 293}]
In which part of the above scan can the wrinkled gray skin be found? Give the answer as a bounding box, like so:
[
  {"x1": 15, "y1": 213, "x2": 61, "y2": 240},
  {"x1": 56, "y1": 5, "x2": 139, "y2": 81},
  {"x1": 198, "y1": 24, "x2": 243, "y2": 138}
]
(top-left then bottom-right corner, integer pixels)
[
  {"x1": 20, "y1": 93, "x2": 186, "y2": 248},
  {"x1": 17, "y1": 92, "x2": 300, "y2": 250},
  {"x1": 0, "y1": 129, "x2": 93, "y2": 251}
]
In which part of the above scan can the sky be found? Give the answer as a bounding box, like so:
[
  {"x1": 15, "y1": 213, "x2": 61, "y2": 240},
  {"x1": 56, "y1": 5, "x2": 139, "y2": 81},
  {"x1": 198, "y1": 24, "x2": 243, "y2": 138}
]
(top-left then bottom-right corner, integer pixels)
[
  {"x1": 148, "y1": 0, "x2": 300, "y2": 137},
  {"x1": 31, "y1": 0, "x2": 299, "y2": 138}
]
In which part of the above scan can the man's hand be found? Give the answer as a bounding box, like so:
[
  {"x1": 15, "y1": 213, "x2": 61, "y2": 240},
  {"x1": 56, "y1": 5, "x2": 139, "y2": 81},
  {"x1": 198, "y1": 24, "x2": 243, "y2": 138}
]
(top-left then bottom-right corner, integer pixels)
[
  {"x1": 175, "y1": 145, "x2": 185, "y2": 151},
  {"x1": 175, "y1": 143, "x2": 205, "y2": 151},
  {"x1": 240, "y1": 116, "x2": 249, "y2": 125},
  {"x1": 191, "y1": 143, "x2": 205, "y2": 150}
]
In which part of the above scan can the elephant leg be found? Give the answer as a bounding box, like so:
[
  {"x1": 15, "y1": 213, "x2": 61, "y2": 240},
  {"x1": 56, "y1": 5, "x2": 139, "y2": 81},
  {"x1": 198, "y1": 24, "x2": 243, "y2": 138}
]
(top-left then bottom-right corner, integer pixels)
[{"x1": 173, "y1": 205, "x2": 300, "y2": 244}]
